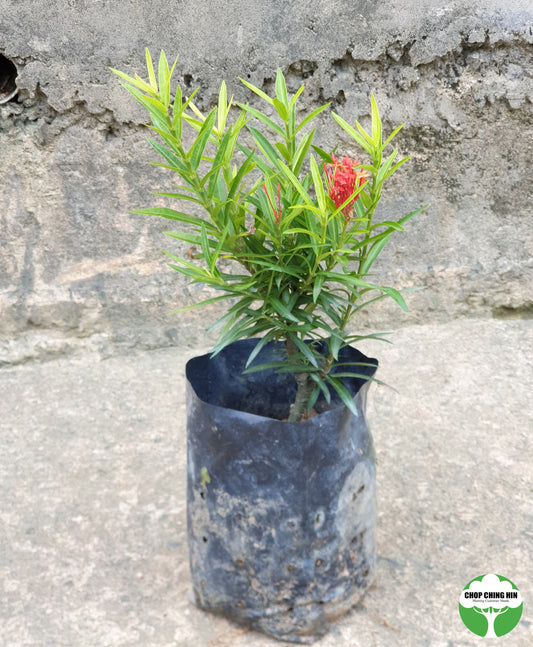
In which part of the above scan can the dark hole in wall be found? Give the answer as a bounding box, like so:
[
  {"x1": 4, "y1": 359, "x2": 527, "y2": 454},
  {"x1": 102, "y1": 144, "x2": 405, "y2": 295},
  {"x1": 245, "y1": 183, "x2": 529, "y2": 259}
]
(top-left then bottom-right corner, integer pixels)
[{"x1": 0, "y1": 54, "x2": 18, "y2": 104}]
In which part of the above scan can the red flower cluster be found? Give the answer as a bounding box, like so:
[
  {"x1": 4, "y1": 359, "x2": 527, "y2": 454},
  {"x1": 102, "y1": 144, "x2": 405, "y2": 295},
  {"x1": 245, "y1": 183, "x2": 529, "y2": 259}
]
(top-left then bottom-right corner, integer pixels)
[{"x1": 324, "y1": 154, "x2": 368, "y2": 220}]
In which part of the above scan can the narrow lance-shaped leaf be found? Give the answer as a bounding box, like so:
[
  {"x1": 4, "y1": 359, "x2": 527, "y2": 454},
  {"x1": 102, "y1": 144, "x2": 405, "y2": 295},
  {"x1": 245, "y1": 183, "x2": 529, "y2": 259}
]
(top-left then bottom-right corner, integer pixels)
[
  {"x1": 207, "y1": 128, "x2": 233, "y2": 200},
  {"x1": 239, "y1": 77, "x2": 274, "y2": 105},
  {"x1": 332, "y1": 112, "x2": 375, "y2": 156},
  {"x1": 295, "y1": 102, "x2": 331, "y2": 134},
  {"x1": 237, "y1": 102, "x2": 285, "y2": 137},
  {"x1": 148, "y1": 138, "x2": 191, "y2": 176},
  {"x1": 273, "y1": 97, "x2": 288, "y2": 121},
  {"x1": 325, "y1": 375, "x2": 358, "y2": 417},
  {"x1": 287, "y1": 333, "x2": 319, "y2": 368},
  {"x1": 248, "y1": 125, "x2": 281, "y2": 167},
  {"x1": 275, "y1": 68, "x2": 289, "y2": 107},
  {"x1": 157, "y1": 50, "x2": 171, "y2": 107},
  {"x1": 289, "y1": 83, "x2": 305, "y2": 109},
  {"x1": 189, "y1": 109, "x2": 217, "y2": 170},
  {"x1": 370, "y1": 93, "x2": 382, "y2": 148},
  {"x1": 310, "y1": 154, "x2": 326, "y2": 214},
  {"x1": 276, "y1": 159, "x2": 314, "y2": 207},
  {"x1": 145, "y1": 48, "x2": 158, "y2": 90},
  {"x1": 133, "y1": 206, "x2": 218, "y2": 231},
  {"x1": 217, "y1": 81, "x2": 228, "y2": 135},
  {"x1": 209, "y1": 222, "x2": 231, "y2": 273},
  {"x1": 292, "y1": 129, "x2": 316, "y2": 176},
  {"x1": 200, "y1": 223, "x2": 213, "y2": 268},
  {"x1": 360, "y1": 205, "x2": 427, "y2": 274},
  {"x1": 111, "y1": 68, "x2": 157, "y2": 96},
  {"x1": 245, "y1": 332, "x2": 278, "y2": 369}
]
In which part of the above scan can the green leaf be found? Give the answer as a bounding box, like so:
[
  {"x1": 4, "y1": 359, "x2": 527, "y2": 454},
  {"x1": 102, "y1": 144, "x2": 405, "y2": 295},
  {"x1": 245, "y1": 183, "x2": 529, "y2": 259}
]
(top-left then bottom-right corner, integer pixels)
[
  {"x1": 111, "y1": 68, "x2": 157, "y2": 96},
  {"x1": 239, "y1": 77, "x2": 274, "y2": 105},
  {"x1": 384, "y1": 155, "x2": 411, "y2": 181},
  {"x1": 355, "y1": 121, "x2": 374, "y2": 145},
  {"x1": 148, "y1": 139, "x2": 190, "y2": 175},
  {"x1": 212, "y1": 320, "x2": 272, "y2": 356},
  {"x1": 227, "y1": 149, "x2": 257, "y2": 200},
  {"x1": 275, "y1": 68, "x2": 289, "y2": 107},
  {"x1": 273, "y1": 97, "x2": 288, "y2": 120},
  {"x1": 381, "y1": 286, "x2": 408, "y2": 311},
  {"x1": 325, "y1": 376, "x2": 358, "y2": 417},
  {"x1": 329, "y1": 334, "x2": 342, "y2": 359},
  {"x1": 133, "y1": 207, "x2": 217, "y2": 231},
  {"x1": 289, "y1": 83, "x2": 305, "y2": 109},
  {"x1": 330, "y1": 371, "x2": 385, "y2": 386},
  {"x1": 307, "y1": 385, "x2": 321, "y2": 413},
  {"x1": 247, "y1": 126, "x2": 280, "y2": 166},
  {"x1": 296, "y1": 102, "x2": 331, "y2": 133},
  {"x1": 284, "y1": 228, "x2": 322, "y2": 242},
  {"x1": 145, "y1": 48, "x2": 157, "y2": 90},
  {"x1": 158, "y1": 50, "x2": 171, "y2": 106},
  {"x1": 236, "y1": 143, "x2": 276, "y2": 176},
  {"x1": 276, "y1": 160, "x2": 314, "y2": 207},
  {"x1": 245, "y1": 332, "x2": 277, "y2": 368},
  {"x1": 200, "y1": 223, "x2": 213, "y2": 267},
  {"x1": 313, "y1": 273, "x2": 325, "y2": 303},
  {"x1": 332, "y1": 112, "x2": 374, "y2": 156},
  {"x1": 375, "y1": 148, "x2": 398, "y2": 188},
  {"x1": 209, "y1": 222, "x2": 231, "y2": 273},
  {"x1": 370, "y1": 93, "x2": 382, "y2": 147},
  {"x1": 169, "y1": 294, "x2": 235, "y2": 314},
  {"x1": 310, "y1": 154, "x2": 326, "y2": 213},
  {"x1": 217, "y1": 80, "x2": 227, "y2": 134},
  {"x1": 163, "y1": 231, "x2": 206, "y2": 246},
  {"x1": 309, "y1": 373, "x2": 331, "y2": 404},
  {"x1": 310, "y1": 144, "x2": 334, "y2": 163},
  {"x1": 292, "y1": 129, "x2": 316, "y2": 175},
  {"x1": 370, "y1": 220, "x2": 404, "y2": 232},
  {"x1": 287, "y1": 334, "x2": 319, "y2": 367},
  {"x1": 190, "y1": 109, "x2": 217, "y2": 170},
  {"x1": 383, "y1": 123, "x2": 405, "y2": 148},
  {"x1": 154, "y1": 191, "x2": 202, "y2": 205},
  {"x1": 270, "y1": 297, "x2": 300, "y2": 322},
  {"x1": 120, "y1": 84, "x2": 167, "y2": 124},
  {"x1": 360, "y1": 205, "x2": 427, "y2": 274},
  {"x1": 207, "y1": 128, "x2": 232, "y2": 199},
  {"x1": 236, "y1": 103, "x2": 285, "y2": 136},
  {"x1": 275, "y1": 142, "x2": 291, "y2": 161}
]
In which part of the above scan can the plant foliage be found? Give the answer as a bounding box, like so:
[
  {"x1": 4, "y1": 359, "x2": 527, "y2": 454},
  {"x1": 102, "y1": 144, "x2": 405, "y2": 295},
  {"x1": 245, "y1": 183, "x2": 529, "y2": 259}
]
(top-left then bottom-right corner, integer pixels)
[{"x1": 113, "y1": 50, "x2": 426, "y2": 421}]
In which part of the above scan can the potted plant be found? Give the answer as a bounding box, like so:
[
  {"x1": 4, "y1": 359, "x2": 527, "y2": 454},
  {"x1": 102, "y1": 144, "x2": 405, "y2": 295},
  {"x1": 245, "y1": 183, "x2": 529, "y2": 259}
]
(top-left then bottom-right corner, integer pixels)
[{"x1": 113, "y1": 50, "x2": 425, "y2": 643}]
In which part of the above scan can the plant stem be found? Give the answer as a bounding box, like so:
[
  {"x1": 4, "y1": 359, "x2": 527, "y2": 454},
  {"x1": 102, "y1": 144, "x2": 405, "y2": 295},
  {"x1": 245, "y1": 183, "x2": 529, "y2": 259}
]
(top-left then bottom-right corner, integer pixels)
[{"x1": 286, "y1": 336, "x2": 314, "y2": 422}]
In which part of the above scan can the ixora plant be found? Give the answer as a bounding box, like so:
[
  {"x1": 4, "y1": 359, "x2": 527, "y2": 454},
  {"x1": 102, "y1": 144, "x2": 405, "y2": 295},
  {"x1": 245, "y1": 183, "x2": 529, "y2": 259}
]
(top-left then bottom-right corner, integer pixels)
[{"x1": 114, "y1": 50, "x2": 425, "y2": 643}]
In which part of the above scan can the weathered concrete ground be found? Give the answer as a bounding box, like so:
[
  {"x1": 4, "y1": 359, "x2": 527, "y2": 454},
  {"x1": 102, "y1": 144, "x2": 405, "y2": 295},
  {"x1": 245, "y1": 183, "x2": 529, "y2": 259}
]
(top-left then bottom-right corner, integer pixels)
[{"x1": 1, "y1": 318, "x2": 531, "y2": 646}]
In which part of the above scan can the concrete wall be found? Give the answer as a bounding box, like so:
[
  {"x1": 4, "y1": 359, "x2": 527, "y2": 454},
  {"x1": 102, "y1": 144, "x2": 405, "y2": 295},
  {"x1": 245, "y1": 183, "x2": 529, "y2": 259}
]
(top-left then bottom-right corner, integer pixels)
[{"x1": 1, "y1": 0, "x2": 532, "y2": 364}]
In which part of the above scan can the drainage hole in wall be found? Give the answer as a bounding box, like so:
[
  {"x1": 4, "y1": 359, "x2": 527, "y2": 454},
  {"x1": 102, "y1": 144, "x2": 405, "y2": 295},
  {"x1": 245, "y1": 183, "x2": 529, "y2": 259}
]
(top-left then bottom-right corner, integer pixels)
[{"x1": 0, "y1": 54, "x2": 18, "y2": 104}]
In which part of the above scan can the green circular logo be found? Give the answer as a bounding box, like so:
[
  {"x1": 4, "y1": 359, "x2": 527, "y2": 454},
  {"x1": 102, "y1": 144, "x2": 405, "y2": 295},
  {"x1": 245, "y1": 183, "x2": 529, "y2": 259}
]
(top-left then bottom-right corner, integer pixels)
[{"x1": 459, "y1": 574, "x2": 523, "y2": 638}]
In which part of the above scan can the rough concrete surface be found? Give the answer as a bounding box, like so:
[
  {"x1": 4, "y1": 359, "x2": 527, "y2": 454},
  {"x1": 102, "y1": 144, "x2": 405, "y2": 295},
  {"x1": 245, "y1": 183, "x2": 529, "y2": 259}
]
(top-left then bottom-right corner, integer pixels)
[
  {"x1": 1, "y1": 2, "x2": 532, "y2": 364},
  {"x1": 1, "y1": 318, "x2": 531, "y2": 646}
]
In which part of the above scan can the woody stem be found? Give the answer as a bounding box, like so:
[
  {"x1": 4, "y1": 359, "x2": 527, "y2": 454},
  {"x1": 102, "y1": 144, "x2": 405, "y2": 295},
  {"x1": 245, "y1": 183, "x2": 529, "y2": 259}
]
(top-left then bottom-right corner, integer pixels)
[{"x1": 286, "y1": 336, "x2": 314, "y2": 422}]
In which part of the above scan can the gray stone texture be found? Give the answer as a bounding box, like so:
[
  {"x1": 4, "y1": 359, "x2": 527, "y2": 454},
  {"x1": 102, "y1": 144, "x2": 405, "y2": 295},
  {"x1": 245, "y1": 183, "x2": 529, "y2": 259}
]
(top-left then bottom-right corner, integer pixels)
[
  {"x1": 1, "y1": 1, "x2": 532, "y2": 363},
  {"x1": 1, "y1": 319, "x2": 531, "y2": 645}
]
